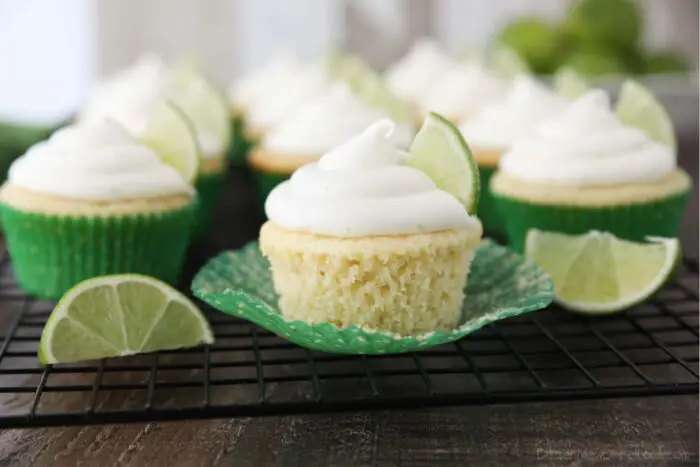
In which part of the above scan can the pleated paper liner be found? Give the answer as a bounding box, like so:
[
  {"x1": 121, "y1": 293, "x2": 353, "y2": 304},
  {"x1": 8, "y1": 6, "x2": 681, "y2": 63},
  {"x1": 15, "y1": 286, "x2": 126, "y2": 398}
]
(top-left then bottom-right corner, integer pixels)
[
  {"x1": 192, "y1": 172, "x2": 225, "y2": 239},
  {"x1": 1, "y1": 201, "x2": 198, "y2": 300},
  {"x1": 192, "y1": 240, "x2": 554, "y2": 354},
  {"x1": 477, "y1": 166, "x2": 505, "y2": 238},
  {"x1": 493, "y1": 189, "x2": 691, "y2": 253},
  {"x1": 251, "y1": 169, "x2": 290, "y2": 204}
]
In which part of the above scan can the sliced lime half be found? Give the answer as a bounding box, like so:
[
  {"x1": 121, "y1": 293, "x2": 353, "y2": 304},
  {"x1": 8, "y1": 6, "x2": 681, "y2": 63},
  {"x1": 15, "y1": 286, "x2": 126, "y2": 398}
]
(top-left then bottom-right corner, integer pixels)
[
  {"x1": 525, "y1": 230, "x2": 680, "y2": 314},
  {"x1": 406, "y1": 112, "x2": 480, "y2": 214},
  {"x1": 615, "y1": 79, "x2": 676, "y2": 150},
  {"x1": 39, "y1": 275, "x2": 214, "y2": 364}
]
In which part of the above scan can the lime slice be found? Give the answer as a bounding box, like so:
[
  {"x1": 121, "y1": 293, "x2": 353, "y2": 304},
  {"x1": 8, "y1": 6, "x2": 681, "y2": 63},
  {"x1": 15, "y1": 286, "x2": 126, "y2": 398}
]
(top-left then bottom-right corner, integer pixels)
[
  {"x1": 39, "y1": 275, "x2": 214, "y2": 364},
  {"x1": 140, "y1": 99, "x2": 201, "y2": 184},
  {"x1": 525, "y1": 230, "x2": 680, "y2": 314},
  {"x1": 167, "y1": 62, "x2": 232, "y2": 149},
  {"x1": 490, "y1": 44, "x2": 531, "y2": 80},
  {"x1": 615, "y1": 80, "x2": 676, "y2": 150},
  {"x1": 553, "y1": 67, "x2": 590, "y2": 99},
  {"x1": 406, "y1": 112, "x2": 480, "y2": 214}
]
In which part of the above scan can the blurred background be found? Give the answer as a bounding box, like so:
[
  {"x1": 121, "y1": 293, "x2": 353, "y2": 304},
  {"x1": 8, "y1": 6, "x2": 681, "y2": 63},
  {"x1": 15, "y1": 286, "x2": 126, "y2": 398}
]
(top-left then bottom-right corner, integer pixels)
[{"x1": 0, "y1": 0, "x2": 698, "y2": 126}]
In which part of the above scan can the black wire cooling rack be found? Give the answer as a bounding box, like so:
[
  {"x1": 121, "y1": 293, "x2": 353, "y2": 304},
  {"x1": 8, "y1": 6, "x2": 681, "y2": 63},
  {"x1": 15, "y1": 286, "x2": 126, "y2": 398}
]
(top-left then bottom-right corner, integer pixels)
[{"x1": 0, "y1": 247, "x2": 696, "y2": 428}]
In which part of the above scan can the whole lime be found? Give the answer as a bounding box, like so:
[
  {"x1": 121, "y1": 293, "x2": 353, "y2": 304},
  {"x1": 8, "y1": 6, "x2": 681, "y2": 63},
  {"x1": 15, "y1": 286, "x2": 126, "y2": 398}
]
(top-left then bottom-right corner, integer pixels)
[
  {"x1": 562, "y1": 52, "x2": 626, "y2": 76},
  {"x1": 496, "y1": 19, "x2": 563, "y2": 74},
  {"x1": 566, "y1": 0, "x2": 642, "y2": 50},
  {"x1": 645, "y1": 52, "x2": 691, "y2": 74}
]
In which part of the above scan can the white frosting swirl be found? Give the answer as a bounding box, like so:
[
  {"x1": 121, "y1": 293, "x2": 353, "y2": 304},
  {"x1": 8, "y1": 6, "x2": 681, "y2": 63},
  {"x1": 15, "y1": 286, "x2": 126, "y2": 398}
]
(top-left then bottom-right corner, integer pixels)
[
  {"x1": 228, "y1": 52, "x2": 303, "y2": 111},
  {"x1": 499, "y1": 90, "x2": 676, "y2": 185},
  {"x1": 81, "y1": 54, "x2": 225, "y2": 158},
  {"x1": 265, "y1": 120, "x2": 473, "y2": 236},
  {"x1": 460, "y1": 76, "x2": 568, "y2": 150},
  {"x1": 246, "y1": 63, "x2": 333, "y2": 131},
  {"x1": 420, "y1": 63, "x2": 507, "y2": 121},
  {"x1": 8, "y1": 119, "x2": 194, "y2": 200},
  {"x1": 263, "y1": 84, "x2": 416, "y2": 155},
  {"x1": 385, "y1": 39, "x2": 455, "y2": 102}
]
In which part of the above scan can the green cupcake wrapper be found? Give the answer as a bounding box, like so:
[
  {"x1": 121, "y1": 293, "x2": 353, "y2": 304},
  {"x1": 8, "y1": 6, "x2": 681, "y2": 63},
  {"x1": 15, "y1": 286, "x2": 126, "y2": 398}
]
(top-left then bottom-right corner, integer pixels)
[
  {"x1": 493, "y1": 189, "x2": 692, "y2": 253},
  {"x1": 227, "y1": 115, "x2": 254, "y2": 166},
  {"x1": 192, "y1": 172, "x2": 225, "y2": 239},
  {"x1": 192, "y1": 240, "x2": 554, "y2": 355},
  {"x1": 251, "y1": 168, "x2": 290, "y2": 204},
  {"x1": 1, "y1": 201, "x2": 198, "y2": 300},
  {"x1": 477, "y1": 166, "x2": 505, "y2": 238}
]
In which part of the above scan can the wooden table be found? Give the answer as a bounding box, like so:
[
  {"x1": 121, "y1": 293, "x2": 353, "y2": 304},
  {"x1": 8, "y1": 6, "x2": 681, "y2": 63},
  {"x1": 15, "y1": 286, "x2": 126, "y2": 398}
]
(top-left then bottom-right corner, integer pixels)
[{"x1": 0, "y1": 138, "x2": 697, "y2": 467}]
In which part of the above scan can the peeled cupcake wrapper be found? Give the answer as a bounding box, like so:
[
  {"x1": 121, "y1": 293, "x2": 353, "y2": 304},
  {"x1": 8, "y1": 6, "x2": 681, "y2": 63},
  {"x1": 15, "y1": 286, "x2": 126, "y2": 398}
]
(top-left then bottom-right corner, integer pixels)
[
  {"x1": 1, "y1": 200, "x2": 198, "y2": 300},
  {"x1": 492, "y1": 189, "x2": 692, "y2": 253},
  {"x1": 192, "y1": 240, "x2": 554, "y2": 354},
  {"x1": 192, "y1": 172, "x2": 225, "y2": 239}
]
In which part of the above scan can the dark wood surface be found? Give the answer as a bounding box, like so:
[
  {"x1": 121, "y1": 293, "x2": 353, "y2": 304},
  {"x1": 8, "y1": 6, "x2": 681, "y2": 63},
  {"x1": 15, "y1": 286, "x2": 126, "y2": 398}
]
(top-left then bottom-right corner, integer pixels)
[{"x1": 0, "y1": 136, "x2": 697, "y2": 467}]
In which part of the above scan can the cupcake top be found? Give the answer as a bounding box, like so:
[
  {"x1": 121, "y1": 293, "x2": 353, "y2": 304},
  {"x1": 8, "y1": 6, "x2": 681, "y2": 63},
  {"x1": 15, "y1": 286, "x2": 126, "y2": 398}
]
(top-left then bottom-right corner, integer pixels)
[
  {"x1": 245, "y1": 63, "x2": 334, "y2": 132},
  {"x1": 499, "y1": 90, "x2": 676, "y2": 185},
  {"x1": 420, "y1": 63, "x2": 508, "y2": 121},
  {"x1": 459, "y1": 75, "x2": 568, "y2": 150},
  {"x1": 385, "y1": 39, "x2": 455, "y2": 102},
  {"x1": 228, "y1": 52, "x2": 303, "y2": 112},
  {"x1": 265, "y1": 120, "x2": 474, "y2": 237},
  {"x1": 262, "y1": 84, "x2": 416, "y2": 155},
  {"x1": 8, "y1": 119, "x2": 194, "y2": 200},
  {"x1": 81, "y1": 55, "x2": 225, "y2": 159}
]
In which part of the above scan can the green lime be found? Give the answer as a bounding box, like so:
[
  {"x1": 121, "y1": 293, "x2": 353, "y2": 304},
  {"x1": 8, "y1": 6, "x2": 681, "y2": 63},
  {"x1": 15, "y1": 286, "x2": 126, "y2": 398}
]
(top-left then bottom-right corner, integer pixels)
[
  {"x1": 406, "y1": 112, "x2": 480, "y2": 214},
  {"x1": 496, "y1": 19, "x2": 562, "y2": 74},
  {"x1": 39, "y1": 275, "x2": 214, "y2": 364},
  {"x1": 565, "y1": 0, "x2": 642, "y2": 50},
  {"x1": 615, "y1": 79, "x2": 676, "y2": 150},
  {"x1": 140, "y1": 99, "x2": 201, "y2": 184},
  {"x1": 645, "y1": 52, "x2": 691, "y2": 75},
  {"x1": 167, "y1": 62, "x2": 232, "y2": 149},
  {"x1": 562, "y1": 51, "x2": 626, "y2": 76},
  {"x1": 553, "y1": 67, "x2": 590, "y2": 99},
  {"x1": 525, "y1": 230, "x2": 679, "y2": 314},
  {"x1": 490, "y1": 44, "x2": 531, "y2": 81}
]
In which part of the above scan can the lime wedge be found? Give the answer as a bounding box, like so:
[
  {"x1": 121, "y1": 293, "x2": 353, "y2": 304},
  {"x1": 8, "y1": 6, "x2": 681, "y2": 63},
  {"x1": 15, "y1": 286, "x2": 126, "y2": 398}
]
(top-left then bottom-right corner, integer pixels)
[
  {"x1": 39, "y1": 275, "x2": 214, "y2": 364},
  {"x1": 167, "y1": 62, "x2": 232, "y2": 149},
  {"x1": 525, "y1": 230, "x2": 680, "y2": 314},
  {"x1": 406, "y1": 112, "x2": 480, "y2": 214},
  {"x1": 140, "y1": 99, "x2": 201, "y2": 184},
  {"x1": 490, "y1": 44, "x2": 531, "y2": 80},
  {"x1": 615, "y1": 80, "x2": 676, "y2": 150},
  {"x1": 553, "y1": 67, "x2": 590, "y2": 99}
]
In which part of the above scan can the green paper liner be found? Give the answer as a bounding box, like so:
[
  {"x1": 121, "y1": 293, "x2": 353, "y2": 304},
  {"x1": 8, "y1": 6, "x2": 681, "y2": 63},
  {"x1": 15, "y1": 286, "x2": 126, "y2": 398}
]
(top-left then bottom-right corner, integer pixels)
[
  {"x1": 477, "y1": 166, "x2": 505, "y2": 237},
  {"x1": 1, "y1": 201, "x2": 198, "y2": 300},
  {"x1": 493, "y1": 189, "x2": 692, "y2": 253},
  {"x1": 192, "y1": 240, "x2": 554, "y2": 354},
  {"x1": 192, "y1": 172, "x2": 225, "y2": 239},
  {"x1": 226, "y1": 115, "x2": 254, "y2": 166},
  {"x1": 251, "y1": 168, "x2": 290, "y2": 204},
  {"x1": 0, "y1": 122, "x2": 55, "y2": 182}
]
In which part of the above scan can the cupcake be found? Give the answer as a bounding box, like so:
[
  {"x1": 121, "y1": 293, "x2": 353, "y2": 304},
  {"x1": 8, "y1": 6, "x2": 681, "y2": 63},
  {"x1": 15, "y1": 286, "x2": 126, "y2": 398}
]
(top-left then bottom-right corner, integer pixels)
[
  {"x1": 419, "y1": 63, "x2": 508, "y2": 123},
  {"x1": 384, "y1": 39, "x2": 455, "y2": 113},
  {"x1": 259, "y1": 120, "x2": 483, "y2": 335},
  {"x1": 0, "y1": 119, "x2": 197, "y2": 300},
  {"x1": 248, "y1": 84, "x2": 416, "y2": 201},
  {"x1": 459, "y1": 76, "x2": 568, "y2": 235},
  {"x1": 81, "y1": 55, "x2": 229, "y2": 239},
  {"x1": 491, "y1": 89, "x2": 692, "y2": 252}
]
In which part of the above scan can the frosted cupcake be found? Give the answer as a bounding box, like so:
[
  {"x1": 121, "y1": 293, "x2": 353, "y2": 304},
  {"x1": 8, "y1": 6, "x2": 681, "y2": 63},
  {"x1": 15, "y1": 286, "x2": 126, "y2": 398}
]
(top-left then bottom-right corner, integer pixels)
[
  {"x1": 0, "y1": 119, "x2": 197, "y2": 300},
  {"x1": 81, "y1": 55, "x2": 229, "y2": 239},
  {"x1": 491, "y1": 89, "x2": 692, "y2": 252},
  {"x1": 260, "y1": 120, "x2": 483, "y2": 335},
  {"x1": 248, "y1": 84, "x2": 416, "y2": 200},
  {"x1": 419, "y1": 63, "x2": 508, "y2": 123},
  {"x1": 459, "y1": 76, "x2": 567, "y2": 234},
  {"x1": 385, "y1": 39, "x2": 455, "y2": 116}
]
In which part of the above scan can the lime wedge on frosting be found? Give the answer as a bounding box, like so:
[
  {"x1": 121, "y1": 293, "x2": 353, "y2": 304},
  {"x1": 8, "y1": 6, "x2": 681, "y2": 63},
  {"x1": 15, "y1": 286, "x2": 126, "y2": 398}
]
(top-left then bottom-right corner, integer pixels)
[
  {"x1": 140, "y1": 99, "x2": 201, "y2": 184},
  {"x1": 39, "y1": 275, "x2": 214, "y2": 364},
  {"x1": 553, "y1": 67, "x2": 590, "y2": 99},
  {"x1": 615, "y1": 80, "x2": 676, "y2": 150},
  {"x1": 490, "y1": 44, "x2": 531, "y2": 80},
  {"x1": 525, "y1": 230, "x2": 679, "y2": 314},
  {"x1": 406, "y1": 112, "x2": 480, "y2": 214}
]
